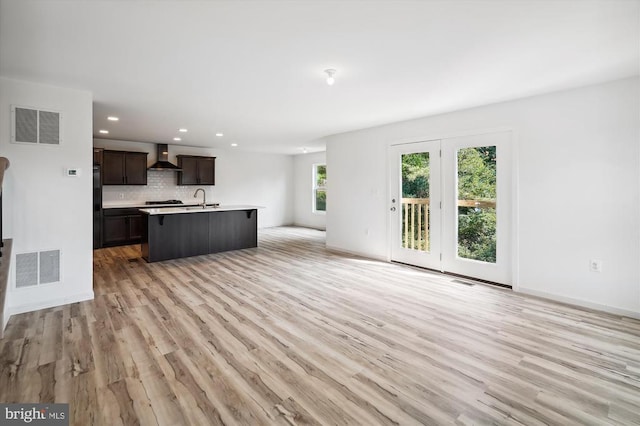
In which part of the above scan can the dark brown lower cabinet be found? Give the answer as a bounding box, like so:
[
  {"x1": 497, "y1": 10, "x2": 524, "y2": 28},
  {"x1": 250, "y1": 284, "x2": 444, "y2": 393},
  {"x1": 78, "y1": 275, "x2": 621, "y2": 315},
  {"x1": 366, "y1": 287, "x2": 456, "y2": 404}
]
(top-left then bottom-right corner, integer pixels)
[
  {"x1": 103, "y1": 208, "x2": 142, "y2": 247},
  {"x1": 141, "y1": 209, "x2": 257, "y2": 262},
  {"x1": 128, "y1": 214, "x2": 142, "y2": 240},
  {"x1": 209, "y1": 211, "x2": 258, "y2": 253}
]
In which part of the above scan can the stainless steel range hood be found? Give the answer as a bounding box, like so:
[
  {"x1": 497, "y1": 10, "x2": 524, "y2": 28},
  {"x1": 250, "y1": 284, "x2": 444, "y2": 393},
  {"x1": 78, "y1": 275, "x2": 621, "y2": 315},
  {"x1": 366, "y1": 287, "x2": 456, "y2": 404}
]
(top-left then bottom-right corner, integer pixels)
[{"x1": 148, "y1": 144, "x2": 182, "y2": 171}]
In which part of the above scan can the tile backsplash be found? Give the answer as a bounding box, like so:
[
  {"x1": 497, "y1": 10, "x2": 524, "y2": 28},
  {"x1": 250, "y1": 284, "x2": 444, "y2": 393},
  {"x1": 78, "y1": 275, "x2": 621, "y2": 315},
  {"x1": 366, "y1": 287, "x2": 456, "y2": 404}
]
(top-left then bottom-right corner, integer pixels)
[{"x1": 102, "y1": 171, "x2": 213, "y2": 203}]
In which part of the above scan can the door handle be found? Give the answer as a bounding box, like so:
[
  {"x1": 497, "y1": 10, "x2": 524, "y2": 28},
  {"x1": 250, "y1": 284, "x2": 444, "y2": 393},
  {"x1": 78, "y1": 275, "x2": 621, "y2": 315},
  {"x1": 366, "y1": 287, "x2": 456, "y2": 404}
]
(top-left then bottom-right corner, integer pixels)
[{"x1": 390, "y1": 207, "x2": 396, "y2": 212}]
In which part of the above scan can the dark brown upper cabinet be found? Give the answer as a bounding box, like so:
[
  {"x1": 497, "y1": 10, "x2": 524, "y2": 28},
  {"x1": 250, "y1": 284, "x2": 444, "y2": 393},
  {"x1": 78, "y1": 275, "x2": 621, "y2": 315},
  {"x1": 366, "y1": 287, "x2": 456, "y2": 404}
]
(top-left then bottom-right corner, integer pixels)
[
  {"x1": 102, "y1": 150, "x2": 148, "y2": 185},
  {"x1": 177, "y1": 155, "x2": 215, "y2": 185},
  {"x1": 93, "y1": 147, "x2": 103, "y2": 166}
]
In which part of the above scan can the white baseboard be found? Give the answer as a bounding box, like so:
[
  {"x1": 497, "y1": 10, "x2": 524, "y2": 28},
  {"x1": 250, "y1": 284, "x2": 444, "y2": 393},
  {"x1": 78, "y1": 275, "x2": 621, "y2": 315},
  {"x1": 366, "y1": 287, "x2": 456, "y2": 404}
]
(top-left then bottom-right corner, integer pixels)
[
  {"x1": 7, "y1": 291, "x2": 95, "y2": 318},
  {"x1": 517, "y1": 287, "x2": 640, "y2": 320},
  {"x1": 326, "y1": 244, "x2": 388, "y2": 262},
  {"x1": 291, "y1": 223, "x2": 327, "y2": 231}
]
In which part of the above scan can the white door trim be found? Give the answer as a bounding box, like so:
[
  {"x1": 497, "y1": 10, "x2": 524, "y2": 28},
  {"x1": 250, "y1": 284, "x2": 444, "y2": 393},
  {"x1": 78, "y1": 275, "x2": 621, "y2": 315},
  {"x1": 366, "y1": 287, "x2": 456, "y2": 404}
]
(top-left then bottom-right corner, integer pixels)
[
  {"x1": 388, "y1": 140, "x2": 442, "y2": 270},
  {"x1": 387, "y1": 127, "x2": 519, "y2": 288},
  {"x1": 441, "y1": 131, "x2": 512, "y2": 284}
]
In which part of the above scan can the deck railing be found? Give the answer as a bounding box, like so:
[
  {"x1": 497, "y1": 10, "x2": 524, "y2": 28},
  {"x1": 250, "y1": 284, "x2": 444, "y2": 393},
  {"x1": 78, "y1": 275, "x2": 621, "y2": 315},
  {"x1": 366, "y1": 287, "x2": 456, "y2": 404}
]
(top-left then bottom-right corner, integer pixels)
[
  {"x1": 401, "y1": 197, "x2": 496, "y2": 251},
  {"x1": 402, "y1": 198, "x2": 430, "y2": 251}
]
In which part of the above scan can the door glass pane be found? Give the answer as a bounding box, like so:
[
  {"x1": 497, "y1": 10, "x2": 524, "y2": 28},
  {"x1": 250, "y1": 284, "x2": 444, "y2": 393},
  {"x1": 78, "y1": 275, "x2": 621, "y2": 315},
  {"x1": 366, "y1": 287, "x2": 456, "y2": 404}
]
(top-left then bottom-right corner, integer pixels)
[
  {"x1": 401, "y1": 152, "x2": 430, "y2": 252},
  {"x1": 457, "y1": 146, "x2": 497, "y2": 263}
]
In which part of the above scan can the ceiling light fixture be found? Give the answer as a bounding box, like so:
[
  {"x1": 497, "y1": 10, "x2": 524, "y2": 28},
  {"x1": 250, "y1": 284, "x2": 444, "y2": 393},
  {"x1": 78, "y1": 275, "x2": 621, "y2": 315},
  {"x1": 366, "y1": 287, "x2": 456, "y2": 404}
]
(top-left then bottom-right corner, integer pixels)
[
  {"x1": 302, "y1": 147, "x2": 308, "y2": 153},
  {"x1": 99, "y1": 130, "x2": 109, "y2": 134},
  {"x1": 324, "y1": 69, "x2": 337, "y2": 86},
  {"x1": 216, "y1": 133, "x2": 224, "y2": 137},
  {"x1": 107, "y1": 116, "x2": 119, "y2": 121},
  {"x1": 178, "y1": 128, "x2": 188, "y2": 133},
  {"x1": 231, "y1": 143, "x2": 238, "y2": 147},
  {"x1": 173, "y1": 137, "x2": 181, "y2": 141}
]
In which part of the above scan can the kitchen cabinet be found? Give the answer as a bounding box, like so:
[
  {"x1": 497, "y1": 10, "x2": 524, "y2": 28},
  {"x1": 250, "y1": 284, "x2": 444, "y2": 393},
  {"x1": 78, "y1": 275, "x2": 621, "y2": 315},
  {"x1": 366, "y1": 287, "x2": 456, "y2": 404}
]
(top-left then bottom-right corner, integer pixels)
[
  {"x1": 93, "y1": 148, "x2": 103, "y2": 166},
  {"x1": 141, "y1": 207, "x2": 257, "y2": 262},
  {"x1": 177, "y1": 155, "x2": 215, "y2": 185},
  {"x1": 93, "y1": 165, "x2": 102, "y2": 249},
  {"x1": 209, "y1": 210, "x2": 258, "y2": 253},
  {"x1": 103, "y1": 208, "x2": 142, "y2": 247},
  {"x1": 142, "y1": 212, "x2": 210, "y2": 261},
  {"x1": 102, "y1": 150, "x2": 148, "y2": 185}
]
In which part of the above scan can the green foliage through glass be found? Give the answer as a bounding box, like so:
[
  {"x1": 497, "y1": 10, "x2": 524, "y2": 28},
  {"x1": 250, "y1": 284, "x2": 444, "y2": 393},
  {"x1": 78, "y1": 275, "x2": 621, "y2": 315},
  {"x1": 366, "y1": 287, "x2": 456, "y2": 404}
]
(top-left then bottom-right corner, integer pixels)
[
  {"x1": 402, "y1": 153, "x2": 429, "y2": 198},
  {"x1": 315, "y1": 189, "x2": 326, "y2": 212},
  {"x1": 457, "y1": 146, "x2": 497, "y2": 263},
  {"x1": 401, "y1": 153, "x2": 430, "y2": 251},
  {"x1": 314, "y1": 165, "x2": 327, "y2": 212},
  {"x1": 315, "y1": 165, "x2": 326, "y2": 187}
]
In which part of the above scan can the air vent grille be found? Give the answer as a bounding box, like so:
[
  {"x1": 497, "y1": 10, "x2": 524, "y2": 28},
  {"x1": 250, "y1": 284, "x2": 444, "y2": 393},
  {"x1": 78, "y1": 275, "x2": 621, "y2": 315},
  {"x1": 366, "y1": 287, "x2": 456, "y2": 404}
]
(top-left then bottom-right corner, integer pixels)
[
  {"x1": 39, "y1": 111, "x2": 61, "y2": 144},
  {"x1": 39, "y1": 250, "x2": 60, "y2": 284},
  {"x1": 11, "y1": 105, "x2": 62, "y2": 145},
  {"x1": 15, "y1": 108, "x2": 38, "y2": 144},
  {"x1": 15, "y1": 250, "x2": 61, "y2": 288},
  {"x1": 16, "y1": 252, "x2": 38, "y2": 288}
]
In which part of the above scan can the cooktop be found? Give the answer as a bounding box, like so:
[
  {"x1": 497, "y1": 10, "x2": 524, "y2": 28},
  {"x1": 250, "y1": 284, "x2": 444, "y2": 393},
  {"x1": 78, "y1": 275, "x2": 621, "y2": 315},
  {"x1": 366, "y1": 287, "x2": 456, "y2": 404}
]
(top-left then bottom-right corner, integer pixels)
[{"x1": 145, "y1": 200, "x2": 184, "y2": 205}]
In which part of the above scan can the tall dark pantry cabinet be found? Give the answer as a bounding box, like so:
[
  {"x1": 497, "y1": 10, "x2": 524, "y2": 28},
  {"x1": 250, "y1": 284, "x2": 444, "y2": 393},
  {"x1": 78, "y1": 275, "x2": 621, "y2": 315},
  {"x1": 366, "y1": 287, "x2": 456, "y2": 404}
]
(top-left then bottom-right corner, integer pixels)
[{"x1": 93, "y1": 148, "x2": 103, "y2": 249}]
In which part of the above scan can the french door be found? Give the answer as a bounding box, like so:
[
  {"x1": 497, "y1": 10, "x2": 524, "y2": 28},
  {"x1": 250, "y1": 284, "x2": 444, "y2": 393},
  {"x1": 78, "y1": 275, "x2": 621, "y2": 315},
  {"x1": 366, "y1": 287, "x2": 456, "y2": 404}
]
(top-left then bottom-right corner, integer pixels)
[
  {"x1": 389, "y1": 140, "x2": 442, "y2": 270},
  {"x1": 389, "y1": 131, "x2": 512, "y2": 285}
]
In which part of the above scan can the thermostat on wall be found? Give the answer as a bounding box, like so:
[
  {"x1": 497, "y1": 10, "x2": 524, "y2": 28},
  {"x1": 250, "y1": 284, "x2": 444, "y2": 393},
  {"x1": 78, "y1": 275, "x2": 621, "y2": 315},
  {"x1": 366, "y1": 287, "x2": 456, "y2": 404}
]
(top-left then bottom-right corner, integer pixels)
[{"x1": 65, "y1": 168, "x2": 81, "y2": 177}]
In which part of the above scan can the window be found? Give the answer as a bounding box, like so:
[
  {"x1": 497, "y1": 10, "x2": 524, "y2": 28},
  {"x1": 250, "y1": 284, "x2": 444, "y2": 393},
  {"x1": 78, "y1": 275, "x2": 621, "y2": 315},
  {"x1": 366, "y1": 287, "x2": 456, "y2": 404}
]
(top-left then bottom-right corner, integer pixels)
[{"x1": 313, "y1": 164, "x2": 326, "y2": 213}]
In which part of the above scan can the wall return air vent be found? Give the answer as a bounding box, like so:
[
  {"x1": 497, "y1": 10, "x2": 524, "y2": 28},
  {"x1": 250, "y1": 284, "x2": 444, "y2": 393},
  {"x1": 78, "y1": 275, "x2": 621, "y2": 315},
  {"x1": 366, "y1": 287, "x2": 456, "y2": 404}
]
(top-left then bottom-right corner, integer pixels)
[
  {"x1": 11, "y1": 105, "x2": 62, "y2": 145},
  {"x1": 15, "y1": 250, "x2": 61, "y2": 288}
]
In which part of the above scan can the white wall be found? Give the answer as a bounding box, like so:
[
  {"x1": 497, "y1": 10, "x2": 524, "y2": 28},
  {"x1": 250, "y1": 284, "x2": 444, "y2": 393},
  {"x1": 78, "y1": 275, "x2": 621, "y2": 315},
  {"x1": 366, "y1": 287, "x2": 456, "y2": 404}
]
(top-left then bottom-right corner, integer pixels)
[
  {"x1": 326, "y1": 77, "x2": 640, "y2": 317},
  {"x1": 293, "y1": 151, "x2": 326, "y2": 230},
  {"x1": 0, "y1": 77, "x2": 94, "y2": 320},
  {"x1": 94, "y1": 139, "x2": 294, "y2": 228}
]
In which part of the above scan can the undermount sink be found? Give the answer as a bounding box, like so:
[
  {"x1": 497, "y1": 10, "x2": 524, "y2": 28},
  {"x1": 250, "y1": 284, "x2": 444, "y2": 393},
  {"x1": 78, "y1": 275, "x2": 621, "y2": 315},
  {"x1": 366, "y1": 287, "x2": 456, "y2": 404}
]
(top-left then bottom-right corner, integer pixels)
[{"x1": 183, "y1": 204, "x2": 220, "y2": 210}]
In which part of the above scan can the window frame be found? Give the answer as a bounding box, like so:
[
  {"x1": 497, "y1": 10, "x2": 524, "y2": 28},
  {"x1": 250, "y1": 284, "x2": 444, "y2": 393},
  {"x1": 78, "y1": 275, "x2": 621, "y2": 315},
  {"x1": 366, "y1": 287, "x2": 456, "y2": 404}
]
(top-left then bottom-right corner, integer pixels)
[{"x1": 312, "y1": 163, "x2": 326, "y2": 214}]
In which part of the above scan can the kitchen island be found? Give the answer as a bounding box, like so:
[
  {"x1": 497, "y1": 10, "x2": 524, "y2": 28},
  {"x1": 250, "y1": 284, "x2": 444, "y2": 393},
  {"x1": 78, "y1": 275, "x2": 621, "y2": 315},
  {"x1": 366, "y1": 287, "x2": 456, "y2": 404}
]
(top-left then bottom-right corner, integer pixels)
[{"x1": 140, "y1": 205, "x2": 263, "y2": 262}]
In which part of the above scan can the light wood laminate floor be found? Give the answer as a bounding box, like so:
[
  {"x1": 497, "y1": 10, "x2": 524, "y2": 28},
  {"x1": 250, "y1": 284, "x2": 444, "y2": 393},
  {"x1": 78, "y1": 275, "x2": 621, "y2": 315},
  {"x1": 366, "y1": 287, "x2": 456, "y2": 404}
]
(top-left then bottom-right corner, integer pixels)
[{"x1": 1, "y1": 227, "x2": 640, "y2": 425}]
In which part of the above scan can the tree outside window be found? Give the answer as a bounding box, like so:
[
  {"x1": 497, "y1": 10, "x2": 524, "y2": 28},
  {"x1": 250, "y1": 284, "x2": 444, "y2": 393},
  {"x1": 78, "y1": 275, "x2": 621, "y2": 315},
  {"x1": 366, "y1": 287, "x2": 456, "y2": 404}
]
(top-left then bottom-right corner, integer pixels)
[{"x1": 313, "y1": 164, "x2": 326, "y2": 213}]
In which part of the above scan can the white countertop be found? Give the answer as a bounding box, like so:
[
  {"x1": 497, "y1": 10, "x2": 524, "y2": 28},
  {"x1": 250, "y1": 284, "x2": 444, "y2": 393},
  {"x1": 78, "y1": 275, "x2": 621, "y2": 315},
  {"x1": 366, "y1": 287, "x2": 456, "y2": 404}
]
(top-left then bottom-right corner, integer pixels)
[
  {"x1": 103, "y1": 201, "x2": 190, "y2": 208},
  {"x1": 139, "y1": 205, "x2": 264, "y2": 215}
]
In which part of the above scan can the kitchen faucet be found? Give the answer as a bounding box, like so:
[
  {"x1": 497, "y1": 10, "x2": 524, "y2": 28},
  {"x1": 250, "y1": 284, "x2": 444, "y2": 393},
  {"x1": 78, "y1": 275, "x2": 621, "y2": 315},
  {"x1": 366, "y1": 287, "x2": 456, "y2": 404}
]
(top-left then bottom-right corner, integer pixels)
[{"x1": 193, "y1": 188, "x2": 206, "y2": 208}]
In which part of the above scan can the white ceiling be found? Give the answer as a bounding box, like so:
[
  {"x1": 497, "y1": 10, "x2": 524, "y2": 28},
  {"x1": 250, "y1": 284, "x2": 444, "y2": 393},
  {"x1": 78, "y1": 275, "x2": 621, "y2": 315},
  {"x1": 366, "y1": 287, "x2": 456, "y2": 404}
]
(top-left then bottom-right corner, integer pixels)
[{"x1": 1, "y1": 0, "x2": 638, "y2": 154}]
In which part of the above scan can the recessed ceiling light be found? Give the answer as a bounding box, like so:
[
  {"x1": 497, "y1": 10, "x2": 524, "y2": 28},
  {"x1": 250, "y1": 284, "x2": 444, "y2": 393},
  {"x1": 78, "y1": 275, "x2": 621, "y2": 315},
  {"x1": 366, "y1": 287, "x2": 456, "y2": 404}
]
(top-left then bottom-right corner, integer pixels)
[
  {"x1": 178, "y1": 128, "x2": 188, "y2": 133},
  {"x1": 107, "y1": 116, "x2": 119, "y2": 121},
  {"x1": 173, "y1": 137, "x2": 181, "y2": 141},
  {"x1": 231, "y1": 143, "x2": 238, "y2": 147},
  {"x1": 302, "y1": 147, "x2": 308, "y2": 153},
  {"x1": 216, "y1": 133, "x2": 224, "y2": 137},
  {"x1": 99, "y1": 130, "x2": 109, "y2": 134}
]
